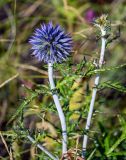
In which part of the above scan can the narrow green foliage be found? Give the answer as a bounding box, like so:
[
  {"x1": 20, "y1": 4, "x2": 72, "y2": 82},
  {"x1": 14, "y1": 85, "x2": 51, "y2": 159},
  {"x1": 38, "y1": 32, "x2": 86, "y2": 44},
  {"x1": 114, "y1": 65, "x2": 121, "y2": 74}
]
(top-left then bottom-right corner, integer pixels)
[
  {"x1": 83, "y1": 63, "x2": 126, "y2": 77},
  {"x1": 100, "y1": 81, "x2": 126, "y2": 93},
  {"x1": 106, "y1": 134, "x2": 126, "y2": 156},
  {"x1": 0, "y1": 1, "x2": 126, "y2": 159},
  {"x1": 8, "y1": 91, "x2": 38, "y2": 124}
]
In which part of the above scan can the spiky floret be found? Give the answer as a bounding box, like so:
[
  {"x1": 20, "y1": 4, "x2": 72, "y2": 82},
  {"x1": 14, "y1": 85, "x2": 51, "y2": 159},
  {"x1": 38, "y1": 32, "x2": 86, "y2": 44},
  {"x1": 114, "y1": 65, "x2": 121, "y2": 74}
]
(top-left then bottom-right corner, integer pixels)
[{"x1": 29, "y1": 22, "x2": 72, "y2": 63}]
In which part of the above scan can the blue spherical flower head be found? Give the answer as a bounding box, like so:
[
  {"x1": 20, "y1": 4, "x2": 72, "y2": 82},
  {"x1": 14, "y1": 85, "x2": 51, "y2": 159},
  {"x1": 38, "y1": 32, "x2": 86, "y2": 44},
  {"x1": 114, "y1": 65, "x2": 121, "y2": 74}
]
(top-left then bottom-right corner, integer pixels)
[{"x1": 29, "y1": 22, "x2": 72, "y2": 64}]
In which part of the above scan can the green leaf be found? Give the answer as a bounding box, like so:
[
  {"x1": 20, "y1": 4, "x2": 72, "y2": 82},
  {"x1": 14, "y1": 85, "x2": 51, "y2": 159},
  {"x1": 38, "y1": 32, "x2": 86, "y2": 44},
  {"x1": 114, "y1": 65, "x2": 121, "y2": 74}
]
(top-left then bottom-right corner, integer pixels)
[
  {"x1": 109, "y1": 151, "x2": 126, "y2": 156},
  {"x1": 106, "y1": 134, "x2": 126, "y2": 156},
  {"x1": 100, "y1": 81, "x2": 126, "y2": 93},
  {"x1": 87, "y1": 149, "x2": 96, "y2": 160},
  {"x1": 104, "y1": 135, "x2": 110, "y2": 153},
  {"x1": 8, "y1": 92, "x2": 38, "y2": 124},
  {"x1": 84, "y1": 63, "x2": 126, "y2": 77}
]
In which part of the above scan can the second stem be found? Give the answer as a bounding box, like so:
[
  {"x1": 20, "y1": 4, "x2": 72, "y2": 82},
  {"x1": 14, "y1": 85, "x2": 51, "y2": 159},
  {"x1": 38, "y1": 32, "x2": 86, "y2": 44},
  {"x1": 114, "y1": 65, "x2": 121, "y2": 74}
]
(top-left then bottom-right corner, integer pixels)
[{"x1": 82, "y1": 28, "x2": 107, "y2": 158}]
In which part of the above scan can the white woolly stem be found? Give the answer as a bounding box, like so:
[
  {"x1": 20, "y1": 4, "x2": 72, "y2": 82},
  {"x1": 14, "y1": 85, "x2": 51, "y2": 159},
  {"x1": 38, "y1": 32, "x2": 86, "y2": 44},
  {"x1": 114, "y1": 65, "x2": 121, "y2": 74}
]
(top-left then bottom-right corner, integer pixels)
[
  {"x1": 27, "y1": 135, "x2": 58, "y2": 160},
  {"x1": 82, "y1": 28, "x2": 106, "y2": 158},
  {"x1": 48, "y1": 62, "x2": 67, "y2": 155}
]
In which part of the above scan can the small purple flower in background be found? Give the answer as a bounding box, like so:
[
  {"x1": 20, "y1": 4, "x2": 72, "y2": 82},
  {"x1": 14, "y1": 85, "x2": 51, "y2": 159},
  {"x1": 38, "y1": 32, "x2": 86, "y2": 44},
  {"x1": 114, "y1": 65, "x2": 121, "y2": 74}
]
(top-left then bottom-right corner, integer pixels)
[
  {"x1": 85, "y1": 9, "x2": 96, "y2": 23},
  {"x1": 29, "y1": 22, "x2": 72, "y2": 63}
]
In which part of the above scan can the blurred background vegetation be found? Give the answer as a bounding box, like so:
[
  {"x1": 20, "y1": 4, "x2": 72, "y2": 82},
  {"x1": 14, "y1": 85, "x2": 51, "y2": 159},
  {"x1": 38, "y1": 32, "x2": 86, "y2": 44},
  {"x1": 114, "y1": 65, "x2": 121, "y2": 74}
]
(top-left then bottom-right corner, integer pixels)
[{"x1": 0, "y1": 0, "x2": 126, "y2": 159}]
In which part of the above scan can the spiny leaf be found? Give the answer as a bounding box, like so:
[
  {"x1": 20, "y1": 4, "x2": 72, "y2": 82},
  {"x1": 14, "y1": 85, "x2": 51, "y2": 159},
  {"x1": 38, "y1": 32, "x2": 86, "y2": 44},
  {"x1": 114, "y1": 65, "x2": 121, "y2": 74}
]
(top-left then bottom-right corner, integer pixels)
[
  {"x1": 8, "y1": 92, "x2": 38, "y2": 124},
  {"x1": 84, "y1": 63, "x2": 126, "y2": 77},
  {"x1": 0, "y1": 131, "x2": 17, "y2": 138},
  {"x1": 100, "y1": 81, "x2": 126, "y2": 93},
  {"x1": 35, "y1": 84, "x2": 50, "y2": 95}
]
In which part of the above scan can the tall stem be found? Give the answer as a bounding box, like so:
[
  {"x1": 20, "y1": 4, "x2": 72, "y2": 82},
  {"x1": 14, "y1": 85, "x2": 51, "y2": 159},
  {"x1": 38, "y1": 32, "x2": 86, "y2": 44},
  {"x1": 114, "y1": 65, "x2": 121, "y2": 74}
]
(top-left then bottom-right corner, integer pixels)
[
  {"x1": 27, "y1": 135, "x2": 58, "y2": 160},
  {"x1": 82, "y1": 28, "x2": 106, "y2": 158},
  {"x1": 48, "y1": 62, "x2": 67, "y2": 155}
]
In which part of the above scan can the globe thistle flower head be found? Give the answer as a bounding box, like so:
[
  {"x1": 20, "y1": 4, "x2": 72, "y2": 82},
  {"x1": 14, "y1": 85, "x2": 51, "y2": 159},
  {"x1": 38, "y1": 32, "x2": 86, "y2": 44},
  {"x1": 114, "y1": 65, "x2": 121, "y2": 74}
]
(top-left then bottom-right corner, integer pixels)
[{"x1": 29, "y1": 22, "x2": 72, "y2": 64}]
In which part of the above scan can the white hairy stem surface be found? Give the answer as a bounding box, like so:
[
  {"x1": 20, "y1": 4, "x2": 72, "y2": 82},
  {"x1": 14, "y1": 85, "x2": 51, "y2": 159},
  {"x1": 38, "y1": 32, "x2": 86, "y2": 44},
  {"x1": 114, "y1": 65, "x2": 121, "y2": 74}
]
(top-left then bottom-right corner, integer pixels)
[
  {"x1": 27, "y1": 135, "x2": 58, "y2": 160},
  {"x1": 82, "y1": 28, "x2": 106, "y2": 158},
  {"x1": 48, "y1": 62, "x2": 67, "y2": 155}
]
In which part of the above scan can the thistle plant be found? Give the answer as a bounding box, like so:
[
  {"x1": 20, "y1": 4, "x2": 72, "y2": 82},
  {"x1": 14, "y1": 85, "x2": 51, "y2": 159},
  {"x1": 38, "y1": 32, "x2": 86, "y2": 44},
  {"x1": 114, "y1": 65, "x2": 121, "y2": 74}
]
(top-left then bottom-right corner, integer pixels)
[
  {"x1": 82, "y1": 15, "x2": 111, "y2": 158},
  {"x1": 14, "y1": 122, "x2": 58, "y2": 160},
  {"x1": 29, "y1": 22, "x2": 72, "y2": 157},
  {"x1": 27, "y1": 135, "x2": 58, "y2": 160},
  {"x1": 0, "y1": 0, "x2": 126, "y2": 158}
]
